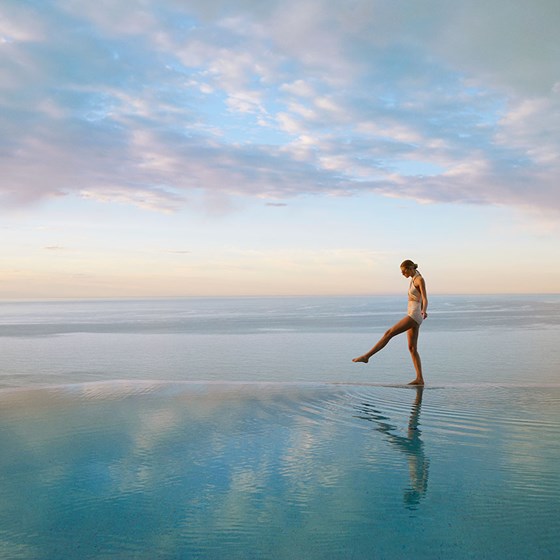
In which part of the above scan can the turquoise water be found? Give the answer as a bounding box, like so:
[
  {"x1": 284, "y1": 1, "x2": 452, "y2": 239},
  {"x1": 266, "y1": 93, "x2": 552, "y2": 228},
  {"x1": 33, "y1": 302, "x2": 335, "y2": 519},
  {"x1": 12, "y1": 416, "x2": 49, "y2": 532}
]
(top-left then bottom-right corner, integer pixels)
[{"x1": 0, "y1": 296, "x2": 559, "y2": 559}]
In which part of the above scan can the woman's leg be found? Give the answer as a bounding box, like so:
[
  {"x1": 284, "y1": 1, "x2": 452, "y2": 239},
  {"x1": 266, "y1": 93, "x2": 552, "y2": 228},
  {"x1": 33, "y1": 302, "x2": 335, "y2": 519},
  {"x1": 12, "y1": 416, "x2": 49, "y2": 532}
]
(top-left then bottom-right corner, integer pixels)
[
  {"x1": 353, "y1": 316, "x2": 416, "y2": 363},
  {"x1": 407, "y1": 325, "x2": 424, "y2": 385}
]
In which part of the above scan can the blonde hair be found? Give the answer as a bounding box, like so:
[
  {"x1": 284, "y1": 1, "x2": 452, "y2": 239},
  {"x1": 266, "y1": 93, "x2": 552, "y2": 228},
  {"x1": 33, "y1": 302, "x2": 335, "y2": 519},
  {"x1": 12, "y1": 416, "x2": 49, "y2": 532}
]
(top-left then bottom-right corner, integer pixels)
[{"x1": 400, "y1": 259, "x2": 418, "y2": 270}]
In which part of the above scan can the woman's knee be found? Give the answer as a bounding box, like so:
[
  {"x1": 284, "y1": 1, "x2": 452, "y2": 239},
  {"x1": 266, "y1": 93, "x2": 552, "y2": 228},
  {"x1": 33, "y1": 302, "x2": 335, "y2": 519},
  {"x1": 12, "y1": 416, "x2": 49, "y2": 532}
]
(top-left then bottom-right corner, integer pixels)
[
  {"x1": 384, "y1": 328, "x2": 395, "y2": 340},
  {"x1": 408, "y1": 343, "x2": 418, "y2": 355}
]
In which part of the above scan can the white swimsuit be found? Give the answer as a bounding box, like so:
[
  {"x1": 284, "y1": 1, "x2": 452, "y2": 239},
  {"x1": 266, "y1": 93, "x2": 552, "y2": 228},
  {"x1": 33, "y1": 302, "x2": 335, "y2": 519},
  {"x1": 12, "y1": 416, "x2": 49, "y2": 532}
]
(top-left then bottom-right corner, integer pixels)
[{"x1": 408, "y1": 273, "x2": 423, "y2": 325}]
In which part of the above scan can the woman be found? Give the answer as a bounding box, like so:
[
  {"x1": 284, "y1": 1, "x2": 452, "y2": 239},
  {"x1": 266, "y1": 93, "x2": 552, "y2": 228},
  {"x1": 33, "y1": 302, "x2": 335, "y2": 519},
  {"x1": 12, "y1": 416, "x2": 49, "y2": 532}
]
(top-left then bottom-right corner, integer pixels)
[{"x1": 352, "y1": 260, "x2": 428, "y2": 385}]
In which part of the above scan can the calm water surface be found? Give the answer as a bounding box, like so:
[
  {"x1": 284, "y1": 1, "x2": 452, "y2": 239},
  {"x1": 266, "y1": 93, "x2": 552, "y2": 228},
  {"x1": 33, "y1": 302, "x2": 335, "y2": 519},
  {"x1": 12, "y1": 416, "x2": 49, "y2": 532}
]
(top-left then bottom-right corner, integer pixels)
[
  {"x1": 1, "y1": 382, "x2": 559, "y2": 559},
  {"x1": 0, "y1": 296, "x2": 559, "y2": 559},
  {"x1": 0, "y1": 295, "x2": 559, "y2": 387}
]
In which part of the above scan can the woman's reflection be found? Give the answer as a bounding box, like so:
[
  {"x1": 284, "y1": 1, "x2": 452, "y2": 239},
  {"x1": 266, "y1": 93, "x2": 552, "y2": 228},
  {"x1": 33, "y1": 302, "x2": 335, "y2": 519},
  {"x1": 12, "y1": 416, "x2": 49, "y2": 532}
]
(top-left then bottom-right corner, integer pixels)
[{"x1": 355, "y1": 387, "x2": 429, "y2": 509}]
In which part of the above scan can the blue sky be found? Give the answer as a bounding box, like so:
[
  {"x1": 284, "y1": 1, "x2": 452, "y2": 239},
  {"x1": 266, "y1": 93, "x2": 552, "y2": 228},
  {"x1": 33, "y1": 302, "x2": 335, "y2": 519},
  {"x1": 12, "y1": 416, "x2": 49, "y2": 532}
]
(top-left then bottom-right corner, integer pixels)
[{"x1": 1, "y1": 0, "x2": 559, "y2": 297}]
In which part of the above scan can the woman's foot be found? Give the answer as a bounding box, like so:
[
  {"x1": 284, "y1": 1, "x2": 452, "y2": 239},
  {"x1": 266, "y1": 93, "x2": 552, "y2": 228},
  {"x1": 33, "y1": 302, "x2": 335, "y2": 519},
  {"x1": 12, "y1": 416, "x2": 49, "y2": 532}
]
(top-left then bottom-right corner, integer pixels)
[
  {"x1": 408, "y1": 378, "x2": 424, "y2": 386},
  {"x1": 352, "y1": 355, "x2": 369, "y2": 363}
]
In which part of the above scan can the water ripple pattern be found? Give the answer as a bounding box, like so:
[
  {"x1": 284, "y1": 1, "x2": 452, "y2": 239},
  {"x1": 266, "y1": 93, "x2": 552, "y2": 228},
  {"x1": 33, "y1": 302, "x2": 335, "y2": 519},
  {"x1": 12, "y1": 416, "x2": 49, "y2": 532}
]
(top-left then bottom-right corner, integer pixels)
[{"x1": 1, "y1": 381, "x2": 559, "y2": 559}]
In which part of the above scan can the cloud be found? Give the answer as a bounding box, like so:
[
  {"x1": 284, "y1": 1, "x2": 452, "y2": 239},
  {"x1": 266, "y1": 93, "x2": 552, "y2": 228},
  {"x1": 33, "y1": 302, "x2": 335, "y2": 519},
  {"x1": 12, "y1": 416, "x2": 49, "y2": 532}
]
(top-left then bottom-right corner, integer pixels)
[
  {"x1": 423, "y1": 0, "x2": 560, "y2": 96},
  {"x1": 1, "y1": 0, "x2": 559, "y2": 215}
]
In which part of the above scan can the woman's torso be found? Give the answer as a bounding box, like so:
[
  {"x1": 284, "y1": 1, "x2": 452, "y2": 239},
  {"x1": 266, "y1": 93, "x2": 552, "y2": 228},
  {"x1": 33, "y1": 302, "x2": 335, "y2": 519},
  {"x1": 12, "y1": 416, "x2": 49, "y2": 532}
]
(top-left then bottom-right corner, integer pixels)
[{"x1": 408, "y1": 272, "x2": 422, "y2": 302}]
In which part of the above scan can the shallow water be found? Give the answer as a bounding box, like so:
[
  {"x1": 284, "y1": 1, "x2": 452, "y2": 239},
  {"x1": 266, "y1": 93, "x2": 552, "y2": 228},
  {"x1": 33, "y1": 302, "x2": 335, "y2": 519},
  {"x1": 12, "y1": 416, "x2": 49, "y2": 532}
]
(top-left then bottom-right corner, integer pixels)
[
  {"x1": 1, "y1": 381, "x2": 559, "y2": 559},
  {"x1": 0, "y1": 296, "x2": 559, "y2": 558}
]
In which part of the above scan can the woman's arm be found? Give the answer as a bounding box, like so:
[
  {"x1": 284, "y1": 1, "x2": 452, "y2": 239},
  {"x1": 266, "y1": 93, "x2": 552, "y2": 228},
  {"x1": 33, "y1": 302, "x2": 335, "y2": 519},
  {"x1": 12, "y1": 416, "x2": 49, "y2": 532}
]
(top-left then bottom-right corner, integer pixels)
[{"x1": 418, "y1": 276, "x2": 428, "y2": 319}]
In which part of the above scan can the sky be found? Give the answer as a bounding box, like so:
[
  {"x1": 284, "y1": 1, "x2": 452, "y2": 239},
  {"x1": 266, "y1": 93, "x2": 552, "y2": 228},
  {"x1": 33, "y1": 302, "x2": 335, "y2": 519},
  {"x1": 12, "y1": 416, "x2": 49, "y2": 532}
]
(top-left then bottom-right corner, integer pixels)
[{"x1": 1, "y1": 0, "x2": 559, "y2": 298}]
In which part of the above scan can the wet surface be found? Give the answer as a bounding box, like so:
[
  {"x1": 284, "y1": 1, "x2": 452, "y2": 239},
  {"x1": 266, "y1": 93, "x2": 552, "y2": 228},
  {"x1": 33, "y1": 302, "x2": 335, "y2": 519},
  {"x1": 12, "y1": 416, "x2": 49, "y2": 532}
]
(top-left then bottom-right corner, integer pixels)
[{"x1": 1, "y1": 381, "x2": 559, "y2": 559}]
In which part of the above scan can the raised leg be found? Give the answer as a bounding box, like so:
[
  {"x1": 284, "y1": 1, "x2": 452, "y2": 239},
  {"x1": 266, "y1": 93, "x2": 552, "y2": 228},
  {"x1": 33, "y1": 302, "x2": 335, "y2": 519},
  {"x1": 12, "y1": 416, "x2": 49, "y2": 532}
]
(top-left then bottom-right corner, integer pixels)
[{"x1": 353, "y1": 316, "x2": 417, "y2": 363}]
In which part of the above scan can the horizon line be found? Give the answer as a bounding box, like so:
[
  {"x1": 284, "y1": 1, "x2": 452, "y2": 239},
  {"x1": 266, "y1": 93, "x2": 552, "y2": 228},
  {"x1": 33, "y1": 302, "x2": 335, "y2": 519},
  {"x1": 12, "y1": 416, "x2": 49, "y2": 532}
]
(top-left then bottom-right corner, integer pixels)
[{"x1": 0, "y1": 292, "x2": 559, "y2": 303}]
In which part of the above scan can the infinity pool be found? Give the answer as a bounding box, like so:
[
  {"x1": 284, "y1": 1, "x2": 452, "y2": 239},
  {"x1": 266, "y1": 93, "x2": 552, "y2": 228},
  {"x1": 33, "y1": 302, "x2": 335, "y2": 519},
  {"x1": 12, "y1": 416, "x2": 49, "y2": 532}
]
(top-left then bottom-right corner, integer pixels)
[{"x1": 1, "y1": 381, "x2": 558, "y2": 559}]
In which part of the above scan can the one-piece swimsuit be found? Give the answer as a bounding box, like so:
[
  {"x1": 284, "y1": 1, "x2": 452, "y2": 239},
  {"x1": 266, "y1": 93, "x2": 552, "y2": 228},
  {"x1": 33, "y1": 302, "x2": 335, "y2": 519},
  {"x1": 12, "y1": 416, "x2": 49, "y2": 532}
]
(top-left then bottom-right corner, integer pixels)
[{"x1": 408, "y1": 273, "x2": 423, "y2": 325}]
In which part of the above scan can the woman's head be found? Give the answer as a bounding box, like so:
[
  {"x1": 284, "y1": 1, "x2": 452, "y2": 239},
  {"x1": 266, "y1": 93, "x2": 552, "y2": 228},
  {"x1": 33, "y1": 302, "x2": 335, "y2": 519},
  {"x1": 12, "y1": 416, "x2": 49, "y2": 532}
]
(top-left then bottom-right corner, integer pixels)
[
  {"x1": 400, "y1": 259, "x2": 418, "y2": 270},
  {"x1": 400, "y1": 260, "x2": 418, "y2": 277}
]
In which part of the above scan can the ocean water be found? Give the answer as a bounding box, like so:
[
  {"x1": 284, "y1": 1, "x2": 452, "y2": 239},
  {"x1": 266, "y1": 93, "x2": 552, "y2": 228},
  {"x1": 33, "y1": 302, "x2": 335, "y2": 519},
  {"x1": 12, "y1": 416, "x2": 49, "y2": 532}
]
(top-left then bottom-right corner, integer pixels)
[
  {"x1": 1, "y1": 295, "x2": 559, "y2": 559},
  {"x1": 0, "y1": 294, "x2": 559, "y2": 387}
]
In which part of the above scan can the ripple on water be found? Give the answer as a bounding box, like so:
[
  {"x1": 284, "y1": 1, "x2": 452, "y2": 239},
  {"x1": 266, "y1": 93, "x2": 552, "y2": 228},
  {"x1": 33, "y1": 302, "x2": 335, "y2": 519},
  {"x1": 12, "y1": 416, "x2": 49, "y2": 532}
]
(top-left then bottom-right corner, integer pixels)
[{"x1": 0, "y1": 381, "x2": 559, "y2": 559}]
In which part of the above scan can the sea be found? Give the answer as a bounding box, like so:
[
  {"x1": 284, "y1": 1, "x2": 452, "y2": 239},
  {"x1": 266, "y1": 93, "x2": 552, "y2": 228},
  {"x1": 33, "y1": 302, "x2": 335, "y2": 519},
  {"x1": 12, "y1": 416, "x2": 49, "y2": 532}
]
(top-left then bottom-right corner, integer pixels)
[{"x1": 1, "y1": 294, "x2": 559, "y2": 559}]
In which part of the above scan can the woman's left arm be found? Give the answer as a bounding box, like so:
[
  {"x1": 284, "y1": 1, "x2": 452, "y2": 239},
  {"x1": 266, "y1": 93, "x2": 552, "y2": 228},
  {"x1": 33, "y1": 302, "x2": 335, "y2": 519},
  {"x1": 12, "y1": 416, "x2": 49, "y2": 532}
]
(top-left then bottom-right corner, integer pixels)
[{"x1": 418, "y1": 277, "x2": 428, "y2": 319}]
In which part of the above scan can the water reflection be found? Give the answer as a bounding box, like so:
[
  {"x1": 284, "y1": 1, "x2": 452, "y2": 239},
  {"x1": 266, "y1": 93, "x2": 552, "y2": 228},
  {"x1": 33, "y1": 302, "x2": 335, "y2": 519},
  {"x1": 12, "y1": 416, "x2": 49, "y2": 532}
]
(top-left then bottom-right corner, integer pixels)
[
  {"x1": 3, "y1": 383, "x2": 560, "y2": 558},
  {"x1": 355, "y1": 387, "x2": 429, "y2": 509}
]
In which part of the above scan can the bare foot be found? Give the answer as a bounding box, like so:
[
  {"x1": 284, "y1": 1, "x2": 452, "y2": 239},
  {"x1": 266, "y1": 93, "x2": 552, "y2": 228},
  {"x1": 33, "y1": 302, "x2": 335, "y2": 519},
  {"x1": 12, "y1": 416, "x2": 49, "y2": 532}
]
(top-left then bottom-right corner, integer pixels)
[
  {"x1": 352, "y1": 355, "x2": 369, "y2": 363},
  {"x1": 408, "y1": 379, "x2": 425, "y2": 386}
]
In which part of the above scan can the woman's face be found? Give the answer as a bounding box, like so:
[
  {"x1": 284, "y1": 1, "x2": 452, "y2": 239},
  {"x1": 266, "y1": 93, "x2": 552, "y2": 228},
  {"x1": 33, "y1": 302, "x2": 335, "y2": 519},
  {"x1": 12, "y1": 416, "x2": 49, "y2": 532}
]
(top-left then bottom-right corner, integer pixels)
[{"x1": 401, "y1": 266, "x2": 413, "y2": 278}]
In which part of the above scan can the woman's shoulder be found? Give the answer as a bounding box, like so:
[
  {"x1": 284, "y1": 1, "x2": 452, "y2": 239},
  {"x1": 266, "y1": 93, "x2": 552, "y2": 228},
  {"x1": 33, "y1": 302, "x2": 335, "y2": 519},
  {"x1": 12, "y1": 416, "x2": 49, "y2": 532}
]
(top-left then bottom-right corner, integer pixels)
[{"x1": 413, "y1": 272, "x2": 425, "y2": 286}]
